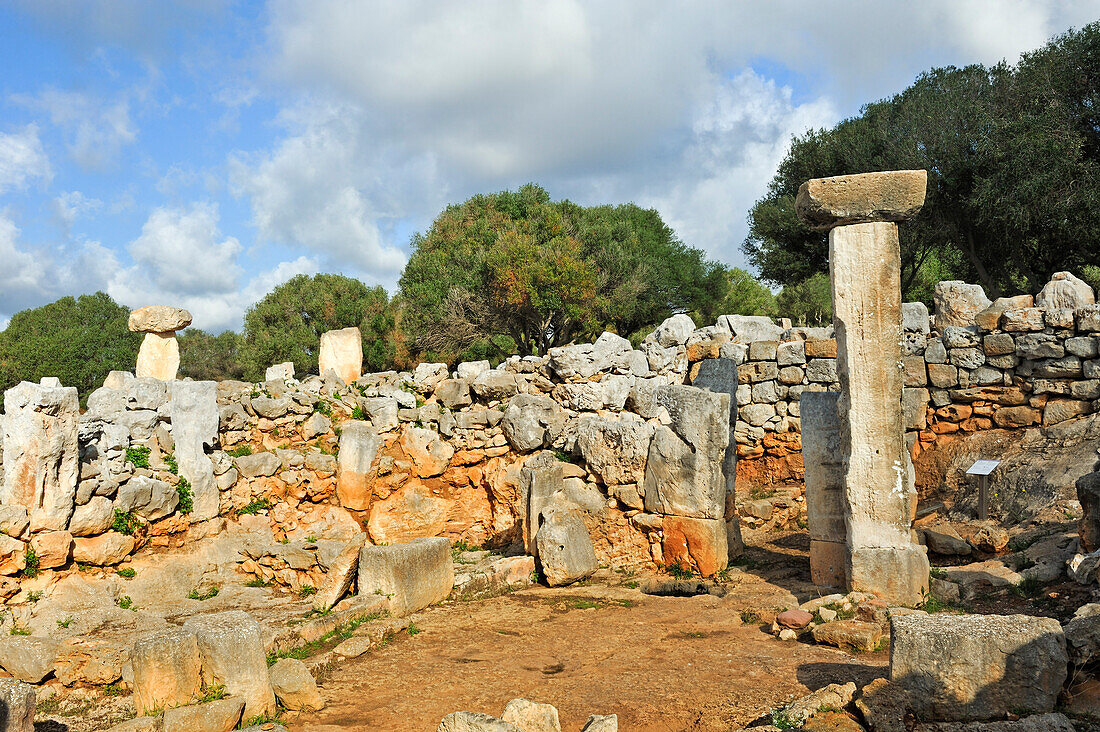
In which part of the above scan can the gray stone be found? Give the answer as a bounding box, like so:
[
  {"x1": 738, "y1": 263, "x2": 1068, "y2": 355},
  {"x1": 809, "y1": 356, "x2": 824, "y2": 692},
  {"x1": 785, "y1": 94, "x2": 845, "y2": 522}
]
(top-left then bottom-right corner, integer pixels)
[
  {"x1": 1036, "y1": 271, "x2": 1095, "y2": 310},
  {"x1": 68, "y1": 496, "x2": 114, "y2": 536},
  {"x1": 549, "y1": 332, "x2": 633, "y2": 380},
  {"x1": 890, "y1": 613, "x2": 1066, "y2": 721},
  {"x1": 301, "y1": 411, "x2": 331, "y2": 440},
  {"x1": 435, "y1": 379, "x2": 472, "y2": 409},
  {"x1": 265, "y1": 362, "x2": 294, "y2": 381},
  {"x1": 472, "y1": 371, "x2": 520, "y2": 400},
  {"x1": 438, "y1": 712, "x2": 521, "y2": 732},
  {"x1": 128, "y1": 305, "x2": 192, "y2": 333},
  {"x1": 250, "y1": 395, "x2": 290, "y2": 418},
  {"x1": 358, "y1": 537, "x2": 454, "y2": 616},
  {"x1": 796, "y1": 170, "x2": 927, "y2": 230},
  {"x1": 234, "y1": 451, "x2": 282, "y2": 478},
  {"x1": 943, "y1": 326, "x2": 980, "y2": 348},
  {"x1": 360, "y1": 396, "x2": 399, "y2": 431},
  {"x1": 170, "y1": 380, "x2": 219, "y2": 520},
  {"x1": 0, "y1": 636, "x2": 57, "y2": 683},
  {"x1": 652, "y1": 313, "x2": 696, "y2": 347},
  {"x1": 336, "y1": 422, "x2": 382, "y2": 512},
  {"x1": 0, "y1": 679, "x2": 34, "y2": 732},
  {"x1": 501, "y1": 394, "x2": 565, "y2": 452},
  {"x1": 535, "y1": 510, "x2": 598, "y2": 586},
  {"x1": 0, "y1": 507, "x2": 28, "y2": 540},
  {"x1": 581, "y1": 716, "x2": 618, "y2": 732},
  {"x1": 806, "y1": 358, "x2": 838, "y2": 383},
  {"x1": 924, "y1": 339, "x2": 947, "y2": 363},
  {"x1": 934, "y1": 281, "x2": 992, "y2": 332},
  {"x1": 902, "y1": 301, "x2": 930, "y2": 333},
  {"x1": 456, "y1": 360, "x2": 490, "y2": 381},
  {"x1": 575, "y1": 418, "x2": 653, "y2": 486},
  {"x1": 183, "y1": 610, "x2": 276, "y2": 719},
  {"x1": 162, "y1": 698, "x2": 245, "y2": 732},
  {"x1": 116, "y1": 476, "x2": 179, "y2": 520},
  {"x1": 1015, "y1": 333, "x2": 1064, "y2": 360},
  {"x1": 715, "y1": 314, "x2": 785, "y2": 343}
]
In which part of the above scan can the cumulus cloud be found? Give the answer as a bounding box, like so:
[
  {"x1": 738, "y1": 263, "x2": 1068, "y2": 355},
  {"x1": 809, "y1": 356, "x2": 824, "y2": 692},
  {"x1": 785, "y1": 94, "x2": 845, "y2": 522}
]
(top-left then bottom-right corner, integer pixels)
[
  {"x1": 0, "y1": 125, "x2": 51, "y2": 194},
  {"x1": 13, "y1": 89, "x2": 137, "y2": 170}
]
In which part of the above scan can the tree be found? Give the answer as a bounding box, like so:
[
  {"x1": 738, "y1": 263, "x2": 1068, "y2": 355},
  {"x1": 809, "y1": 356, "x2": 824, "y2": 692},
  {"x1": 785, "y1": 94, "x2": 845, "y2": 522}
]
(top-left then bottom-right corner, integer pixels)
[
  {"x1": 399, "y1": 183, "x2": 728, "y2": 360},
  {"x1": 178, "y1": 329, "x2": 246, "y2": 382},
  {"x1": 743, "y1": 22, "x2": 1100, "y2": 300},
  {"x1": 704, "y1": 267, "x2": 776, "y2": 321},
  {"x1": 0, "y1": 292, "x2": 140, "y2": 407},
  {"x1": 775, "y1": 273, "x2": 832, "y2": 326},
  {"x1": 240, "y1": 274, "x2": 397, "y2": 380}
]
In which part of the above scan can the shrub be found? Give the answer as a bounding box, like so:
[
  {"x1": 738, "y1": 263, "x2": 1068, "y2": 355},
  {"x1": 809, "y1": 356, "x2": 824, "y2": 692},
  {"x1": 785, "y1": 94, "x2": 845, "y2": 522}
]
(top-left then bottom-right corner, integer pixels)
[
  {"x1": 22, "y1": 545, "x2": 40, "y2": 578},
  {"x1": 163, "y1": 453, "x2": 178, "y2": 475},
  {"x1": 125, "y1": 446, "x2": 151, "y2": 469},
  {"x1": 176, "y1": 478, "x2": 193, "y2": 514},
  {"x1": 226, "y1": 445, "x2": 253, "y2": 458},
  {"x1": 111, "y1": 509, "x2": 140, "y2": 536}
]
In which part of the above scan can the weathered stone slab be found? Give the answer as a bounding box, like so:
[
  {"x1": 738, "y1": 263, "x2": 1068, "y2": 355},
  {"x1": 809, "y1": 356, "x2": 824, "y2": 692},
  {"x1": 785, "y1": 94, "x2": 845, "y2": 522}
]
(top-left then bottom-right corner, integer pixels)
[
  {"x1": 661, "y1": 515, "x2": 727, "y2": 577},
  {"x1": 136, "y1": 332, "x2": 180, "y2": 380},
  {"x1": 357, "y1": 537, "x2": 454, "y2": 615},
  {"x1": 535, "y1": 510, "x2": 598, "y2": 586},
  {"x1": 575, "y1": 418, "x2": 653, "y2": 486},
  {"x1": 690, "y1": 358, "x2": 741, "y2": 557},
  {"x1": 0, "y1": 636, "x2": 57, "y2": 683},
  {"x1": 890, "y1": 613, "x2": 1066, "y2": 721},
  {"x1": 934, "y1": 281, "x2": 992, "y2": 332},
  {"x1": 318, "y1": 327, "x2": 362, "y2": 383},
  {"x1": 269, "y1": 657, "x2": 324, "y2": 711},
  {"x1": 162, "y1": 698, "x2": 244, "y2": 732},
  {"x1": 313, "y1": 533, "x2": 367, "y2": 611},
  {"x1": 169, "y1": 380, "x2": 219, "y2": 521},
  {"x1": 1, "y1": 381, "x2": 78, "y2": 532},
  {"x1": 500, "y1": 698, "x2": 561, "y2": 732},
  {"x1": 0, "y1": 679, "x2": 34, "y2": 732},
  {"x1": 801, "y1": 391, "x2": 847, "y2": 587},
  {"x1": 129, "y1": 305, "x2": 192, "y2": 333},
  {"x1": 438, "y1": 712, "x2": 521, "y2": 731},
  {"x1": 337, "y1": 421, "x2": 381, "y2": 511},
  {"x1": 182, "y1": 610, "x2": 276, "y2": 719},
  {"x1": 132, "y1": 629, "x2": 201, "y2": 715},
  {"x1": 795, "y1": 170, "x2": 927, "y2": 230}
]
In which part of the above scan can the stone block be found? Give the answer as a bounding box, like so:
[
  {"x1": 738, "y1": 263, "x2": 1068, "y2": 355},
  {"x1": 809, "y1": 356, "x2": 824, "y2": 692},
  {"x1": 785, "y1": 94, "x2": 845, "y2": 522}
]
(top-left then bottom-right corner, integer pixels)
[
  {"x1": 890, "y1": 613, "x2": 1066, "y2": 721},
  {"x1": 1002, "y1": 308, "x2": 1045, "y2": 332},
  {"x1": 535, "y1": 511, "x2": 598, "y2": 586},
  {"x1": 747, "y1": 340, "x2": 778, "y2": 361},
  {"x1": 337, "y1": 422, "x2": 382, "y2": 511},
  {"x1": 927, "y1": 363, "x2": 958, "y2": 388},
  {"x1": 170, "y1": 380, "x2": 220, "y2": 520},
  {"x1": 993, "y1": 406, "x2": 1041, "y2": 428},
  {"x1": 0, "y1": 636, "x2": 57, "y2": 683},
  {"x1": 269, "y1": 658, "x2": 324, "y2": 711},
  {"x1": 1077, "y1": 304, "x2": 1100, "y2": 332},
  {"x1": 924, "y1": 339, "x2": 947, "y2": 363},
  {"x1": 948, "y1": 347, "x2": 984, "y2": 369},
  {"x1": 182, "y1": 611, "x2": 275, "y2": 719},
  {"x1": 903, "y1": 357, "x2": 926, "y2": 387},
  {"x1": 795, "y1": 170, "x2": 927, "y2": 230},
  {"x1": 136, "y1": 332, "x2": 180, "y2": 380},
  {"x1": 132, "y1": 629, "x2": 201, "y2": 715},
  {"x1": 737, "y1": 361, "x2": 778, "y2": 383},
  {"x1": 162, "y1": 698, "x2": 244, "y2": 732},
  {"x1": 805, "y1": 338, "x2": 837, "y2": 358},
  {"x1": 848, "y1": 545, "x2": 929, "y2": 606},
  {"x1": 438, "y1": 712, "x2": 521, "y2": 731},
  {"x1": 129, "y1": 306, "x2": 192, "y2": 333},
  {"x1": 265, "y1": 362, "x2": 294, "y2": 381},
  {"x1": 502, "y1": 394, "x2": 565, "y2": 452},
  {"x1": 806, "y1": 358, "x2": 837, "y2": 383},
  {"x1": 72, "y1": 532, "x2": 135, "y2": 566},
  {"x1": 982, "y1": 333, "x2": 1015, "y2": 356},
  {"x1": 318, "y1": 327, "x2": 362, "y2": 383},
  {"x1": 662, "y1": 516, "x2": 727, "y2": 577},
  {"x1": 902, "y1": 301, "x2": 930, "y2": 333},
  {"x1": 501, "y1": 699, "x2": 561, "y2": 732},
  {"x1": 1037, "y1": 271, "x2": 1095, "y2": 309},
  {"x1": 810, "y1": 539, "x2": 847, "y2": 588},
  {"x1": 776, "y1": 340, "x2": 806, "y2": 365},
  {"x1": 358, "y1": 537, "x2": 454, "y2": 615},
  {"x1": 0, "y1": 679, "x2": 34, "y2": 732},
  {"x1": 575, "y1": 419, "x2": 654, "y2": 486},
  {"x1": 934, "y1": 281, "x2": 991, "y2": 332},
  {"x1": 902, "y1": 388, "x2": 929, "y2": 430},
  {"x1": 30, "y1": 530, "x2": 72, "y2": 569}
]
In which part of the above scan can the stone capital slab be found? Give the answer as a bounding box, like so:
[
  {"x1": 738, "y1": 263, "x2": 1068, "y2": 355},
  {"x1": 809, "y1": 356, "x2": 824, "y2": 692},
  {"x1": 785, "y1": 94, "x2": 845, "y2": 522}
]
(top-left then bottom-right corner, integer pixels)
[{"x1": 796, "y1": 170, "x2": 927, "y2": 231}]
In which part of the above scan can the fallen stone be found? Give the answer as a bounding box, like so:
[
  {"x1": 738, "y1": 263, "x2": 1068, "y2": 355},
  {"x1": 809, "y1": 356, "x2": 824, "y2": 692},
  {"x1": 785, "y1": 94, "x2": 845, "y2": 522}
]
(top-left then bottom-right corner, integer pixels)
[
  {"x1": 776, "y1": 609, "x2": 814, "y2": 630},
  {"x1": 269, "y1": 657, "x2": 324, "y2": 711},
  {"x1": 358, "y1": 537, "x2": 454, "y2": 616},
  {"x1": 500, "y1": 698, "x2": 561, "y2": 731},
  {"x1": 129, "y1": 306, "x2": 192, "y2": 333},
  {"x1": 580, "y1": 716, "x2": 618, "y2": 732},
  {"x1": 795, "y1": 169, "x2": 927, "y2": 230},
  {"x1": 0, "y1": 636, "x2": 57, "y2": 683},
  {"x1": 162, "y1": 697, "x2": 244, "y2": 732},
  {"x1": 811, "y1": 620, "x2": 883, "y2": 652},
  {"x1": 132, "y1": 629, "x2": 202, "y2": 715},
  {"x1": 438, "y1": 712, "x2": 522, "y2": 732},
  {"x1": 535, "y1": 511, "x2": 598, "y2": 587},
  {"x1": 0, "y1": 679, "x2": 34, "y2": 732},
  {"x1": 266, "y1": 362, "x2": 295, "y2": 381},
  {"x1": 890, "y1": 613, "x2": 1066, "y2": 721},
  {"x1": 313, "y1": 533, "x2": 367, "y2": 611},
  {"x1": 182, "y1": 611, "x2": 276, "y2": 719},
  {"x1": 653, "y1": 314, "x2": 697, "y2": 347}
]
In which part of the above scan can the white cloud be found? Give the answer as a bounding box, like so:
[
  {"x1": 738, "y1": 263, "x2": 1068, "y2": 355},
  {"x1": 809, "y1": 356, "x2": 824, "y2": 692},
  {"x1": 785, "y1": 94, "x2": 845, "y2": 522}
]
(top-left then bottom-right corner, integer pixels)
[
  {"x1": 52, "y1": 191, "x2": 103, "y2": 233},
  {"x1": 0, "y1": 125, "x2": 51, "y2": 194},
  {"x1": 13, "y1": 88, "x2": 137, "y2": 170}
]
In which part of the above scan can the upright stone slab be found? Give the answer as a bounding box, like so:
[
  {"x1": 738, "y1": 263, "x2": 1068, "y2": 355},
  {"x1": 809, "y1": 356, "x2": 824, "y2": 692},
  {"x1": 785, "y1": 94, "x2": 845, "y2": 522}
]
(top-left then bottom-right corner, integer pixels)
[
  {"x1": 0, "y1": 678, "x2": 35, "y2": 732},
  {"x1": 1, "y1": 381, "x2": 79, "y2": 532},
  {"x1": 357, "y1": 537, "x2": 453, "y2": 616},
  {"x1": 318, "y1": 327, "x2": 363, "y2": 383},
  {"x1": 799, "y1": 170, "x2": 930, "y2": 605},
  {"x1": 690, "y1": 358, "x2": 742, "y2": 559},
  {"x1": 336, "y1": 421, "x2": 382, "y2": 511},
  {"x1": 131, "y1": 629, "x2": 202, "y2": 714},
  {"x1": 169, "y1": 381, "x2": 219, "y2": 521},
  {"x1": 135, "y1": 333, "x2": 180, "y2": 381},
  {"x1": 182, "y1": 610, "x2": 275, "y2": 719},
  {"x1": 801, "y1": 391, "x2": 846, "y2": 588}
]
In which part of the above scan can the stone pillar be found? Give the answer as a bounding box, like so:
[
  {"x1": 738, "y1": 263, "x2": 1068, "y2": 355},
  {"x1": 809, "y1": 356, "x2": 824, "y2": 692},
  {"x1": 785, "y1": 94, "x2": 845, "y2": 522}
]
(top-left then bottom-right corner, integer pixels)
[
  {"x1": 129, "y1": 306, "x2": 193, "y2": 381},
  {"x1": 318, "y1": 327, "x2": 363, "y2": 383},
  {"x1": 796, "y1": 170, "x2": 930, "y2": 605},
  {"x1": 801, "y1": 391, "x2": 846, "y2": 588},
  {"x1": 690, "y1": 358, "x2": 743, "y2": 559},
  {"x1": 1, "y1": 381, "x2": 79, "y2": 532},
  {"x1": 169, "y1": 381, "x2": 219, "y2": 521}
]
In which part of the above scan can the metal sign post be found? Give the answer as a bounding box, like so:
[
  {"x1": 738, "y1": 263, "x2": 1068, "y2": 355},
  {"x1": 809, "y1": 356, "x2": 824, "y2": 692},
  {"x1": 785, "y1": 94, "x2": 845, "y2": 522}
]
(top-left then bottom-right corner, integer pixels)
[{"x1": 966, "y1": 460, "x2": 1002, "y2": 521}]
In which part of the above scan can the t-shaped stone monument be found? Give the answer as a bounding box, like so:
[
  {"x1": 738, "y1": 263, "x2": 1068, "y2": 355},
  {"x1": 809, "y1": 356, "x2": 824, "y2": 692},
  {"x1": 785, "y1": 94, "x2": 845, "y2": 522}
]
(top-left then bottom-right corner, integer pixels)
[
  {"x1": 796, "y1": 170, "x2": 930, "y2": 605},
  {"x1": 129, "y1": 306, "x2": 192, "y2": 381}
]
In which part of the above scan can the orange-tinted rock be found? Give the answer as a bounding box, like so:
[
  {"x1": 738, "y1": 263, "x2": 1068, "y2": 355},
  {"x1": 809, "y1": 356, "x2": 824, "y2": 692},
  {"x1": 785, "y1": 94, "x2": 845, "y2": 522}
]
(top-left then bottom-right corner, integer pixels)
[
  {"x1": 805, "y1": 339, "x2": 837, "y2": 358},
  {"x1": 661, "y1": 515, "x2": 727, "y2": 577}
]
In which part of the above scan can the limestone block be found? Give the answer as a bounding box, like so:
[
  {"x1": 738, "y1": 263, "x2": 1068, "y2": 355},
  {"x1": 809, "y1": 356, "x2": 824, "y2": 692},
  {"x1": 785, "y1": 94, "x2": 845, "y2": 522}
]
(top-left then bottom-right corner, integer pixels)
[
  {"x1": 500, "y1": 699, "x2": 561, "y2": 732},
  {"x1": 337, "y1": 422, "x2": 381, "y2": 511},
  {"x1": 438, "y1": 712, "x2": 521, "y2": 732},
  {"x1": 890, "y1": 613, "x2": 1066, "y2": 721},
  {"x1": 357, "y1": 537, "x2": 454, "y2": 615},
  {"x1": 72, "y1": 532, "x2": 135, "y2": 566},
  {"x1": 435, "y1": 379, "x2": 472, "y2": 409},
  {"x1": 1036, "y1": 271, "x2": 1095, "y2": 309},
  {"x1": 412, "y1": 362, "x2": 449, "y2": 392},
  {"x1": 136, "y1": 332, "x2": 180, "y2": 380},
  {"x1": 535, "y1": 511, "x2": 598, "y2": 586},
  {"x1": 360, "y1": 396, "x2": 399, "y2": 431},
  {"x1": 933, "y1": 281, "x2": 992, "y2": 332},
  {"x1": 1, "y1": 381, "x2": 79, "y2": 532},
  {"x1": 182, "y1": 610, "x2": 276, "y2": 719},
  {"x1": 0, "y1": 636, "x2": 58, "y2": 683},
  {"x1": 1045, "y1": 307, "x2": 1076, "y2": 328},
  {"x1": 69, "y1": 496, "x2": 114, "y2": 536},
  {"x1": 1002, "y1": 308, "x2": 1045, "y2": 332},
  {"x1": 318, "y1": 327, "x2": 362, "y2": 383},
  {"x1": 1078, "y1": 304, "x2": 1100, "y2": 332},
  {"x1": 662, "y1": 515, "x2": 727, "y2": 576},
  {"x1": 456, "y1": 360, "x2": 491, "y2": 381},
  {"x1": 313, "y1": 533, "x2": 366, "y2": 611},
  {"x1": 795, "y1": 170, "x2": 927, "y2": 230},
  {"x1": 162, "y1": 698, "x2": 244, "y2": 732},
  {"x1": 738, "y1": 361, "x2": 778, "y2": 383},
  {"x1": 399, "y1": 427, "x2": 453, "y2": 478},
  {"x1": 116, "y1": 476, "x2": 178, "y2": 520},
  {"x1": 472, "y1": 371, "x2": 520, "y2": 400},
  {"x1": 901, "y1": 301, "x2": 930, "y2": 333},
  {"x1": 265, "y1": 362, "x2": 295, "y2": 381},
  {"x1": 55, "y1": 636, "x2": 128, "y2": 685},
  {"x1": 777, "y1": 340, "x2": 807, "y2": 365},
  {"x1": 269, "y1": 657, "x2": 324, "y2": 711},
  {"x1": 501, "y1": 394, "x2": 565, "y2": 452},
  {"x1": 0, "y1": 679, "x2": 34, "y2": 732},
  {"x1": 581, "y1": 716, "x2": 618, "y2": 732},
  {"x1": 902, "y1": 357, "x2": 927, "y2": 387},
  {"x1": 132, "y1": 629, "x2": 201, "y2": 715},
  {"x1": 549, "y1": 332, "x2": 633, "y2": 380},
  {"x1": 689, "y1": 358, "x2": 740, "y2": 550},
  {"x1": 169, "y1": 380, "x2": 219, "y2": 521},
  {"x1": 652, "y1": 313, "x2": 696, "y2": 347},
  {"x1": 128, "y1": 306, "x2": 192, "y2": 333},
  {"x1": 30, "y1": 530, "x2": 72, "y2": 569},
  {"x1": 0, "y1": 507, "x2": 28, "y2": 541},
  {"x1": 806, "y1": 358, "x2": 837, "y2": 383}
]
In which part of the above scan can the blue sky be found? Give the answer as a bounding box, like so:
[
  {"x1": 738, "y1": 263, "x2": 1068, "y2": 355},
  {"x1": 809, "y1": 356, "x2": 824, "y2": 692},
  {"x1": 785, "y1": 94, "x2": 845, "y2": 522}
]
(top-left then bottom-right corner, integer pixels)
[{"x1": 1, "y1": 1, "x2": 1097, "y2": 332}]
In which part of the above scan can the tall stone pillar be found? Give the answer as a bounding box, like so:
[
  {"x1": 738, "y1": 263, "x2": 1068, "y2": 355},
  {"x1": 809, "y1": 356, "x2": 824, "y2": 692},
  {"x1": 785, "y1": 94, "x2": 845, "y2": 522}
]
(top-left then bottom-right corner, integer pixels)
[
  {"x1": 801, "y1": 391, "x2": 846, "y2": 588},
  {"x1": 169, "y1": 381, "x2": 220, "y2": 522},
  {"x1": 796, "y1": 170, "x2": 930, "y2": 605},
  {"x1": 129, "y1": 306, "x2": 193, "y2": 381},
  {"x1": 1, "y1": 381, "x2": 79, "y2": 532}
]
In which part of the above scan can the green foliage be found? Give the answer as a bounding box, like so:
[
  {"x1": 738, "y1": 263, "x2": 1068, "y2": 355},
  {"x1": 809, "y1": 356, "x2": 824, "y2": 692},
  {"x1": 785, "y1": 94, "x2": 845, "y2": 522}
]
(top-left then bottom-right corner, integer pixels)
[
  {"x1": 238, "y1": 498, "x2": 273, "y2": 515},
  {"x1": 57, "y1": 617, "x2": 74, "y2": 628},
  {"x1": 775, "y1": 273, "x2": 832, "y2": 326},
  {"x1": 226, "y1": 445, "x2": 253, "y2": 458},
  {"x1": 111, "y1": 509, "x2": 140, "y2": 536},
  {"x1": 21, "y1": 545, "x2": 39, "y2": 578},
  {"x1": 744, "y1": 23, "x2": 1100, "y2": 300},
  {"x1": 0, "y1": 292, "x2": 141, "y2": 409},
  {"x1": 407, "y1": 623, "x2": 421, "y2": 635},
  {"x1": 297, "y1": 585, "x2": 317, "y2": 599},
  {"x1": 666, "y1": 562, "x2": 693, "y2": 580},
  {"x1": 267, "y1": 611, "x2": 389, "y2": 665},
  {"x1": 740, "y1": 610, "x2": 761, "y2": 624},
  {"x1": 163, "y1": 453, "x2": 178, "y2": 475},
  {"x1": 178, "y1": 329, "x2": 246, "y2": 381},
  {"x1": 350, "y1": 405, "x2": 366, "y2": 420},
  {"x1": 240, "y1": 273, "x2": 398, "y2": 379},
  {"x1": 705, "y1": 267, "x2": 776, "y2": 320},
  {"x1": 117, "y1": 595, "x2": 135, "y2": 610},
  {"x1": 196, "y1": 684, "x2": 226, "y2": 703},
  {"x1": 9, "y1": 626, "x2": 30, "y2": 636},
  {"x1": 245, "y1": 577, "x2": 270, "y2": 587},
  {"x1": 314, "y1": 400, "x2": 332, "y2": 417},
  {"x1": 125, "y1": 446, "x2": 151, "y2": 469},
  {"x1": 116, "y1": 567, "x2": 136, "y2": 579},
  {"x1": 176, "y1": 478, "x2": 193, "y2": 514},
  {"x1": 399, "y1": 183, "x2": 728, "y2": 361},
  {"x1": 188, "y1": 586, "x2": 219, "y2": 601}
]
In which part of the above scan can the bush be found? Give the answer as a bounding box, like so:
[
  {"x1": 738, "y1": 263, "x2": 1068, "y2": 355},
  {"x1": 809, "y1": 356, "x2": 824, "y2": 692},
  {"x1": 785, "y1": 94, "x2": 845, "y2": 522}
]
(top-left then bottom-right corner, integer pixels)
[
  {"x1": 125, "y1": 446, "x2": 151, "y2": 469},
  {"x1": 176, "y1": 478, "x2": 193, "y2": 514},
  {"x1": 111, "y1": 510, "x2": 140, "y2": 536}
]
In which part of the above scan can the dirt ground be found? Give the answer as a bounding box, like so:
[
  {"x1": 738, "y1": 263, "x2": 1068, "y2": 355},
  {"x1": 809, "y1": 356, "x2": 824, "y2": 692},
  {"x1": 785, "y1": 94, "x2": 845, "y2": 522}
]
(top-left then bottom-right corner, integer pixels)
[{"x1": 289, "y1": 531, "x2": 887, "y2": 732}]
